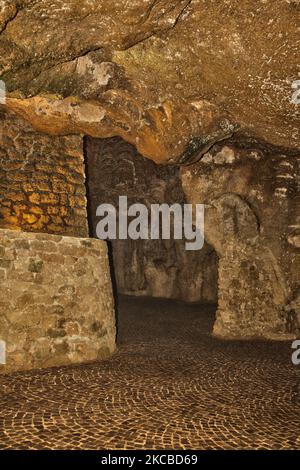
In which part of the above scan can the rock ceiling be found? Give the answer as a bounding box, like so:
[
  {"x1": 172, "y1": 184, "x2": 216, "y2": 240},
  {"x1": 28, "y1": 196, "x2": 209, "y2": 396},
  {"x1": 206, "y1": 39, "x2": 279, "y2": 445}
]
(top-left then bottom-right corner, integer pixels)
[{"x1": 0, "y1": 0, "x2": 299, "y2": 163}]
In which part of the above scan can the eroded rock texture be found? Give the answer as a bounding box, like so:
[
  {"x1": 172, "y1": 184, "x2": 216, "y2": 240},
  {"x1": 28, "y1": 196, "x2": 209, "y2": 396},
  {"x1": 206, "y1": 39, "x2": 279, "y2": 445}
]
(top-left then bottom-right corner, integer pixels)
[
  {"x1": 181, "y1": 143, "x2": 300, "y2": 339},
  {"x1": 0, "y1": 229, "x2": 116, "y2": 374},
  {"x1": 0, "y1": 0, "x2": 299, "y2": 163},
  {"x1": 85, "y1": 136, "x2": 218, "y2": 303}
]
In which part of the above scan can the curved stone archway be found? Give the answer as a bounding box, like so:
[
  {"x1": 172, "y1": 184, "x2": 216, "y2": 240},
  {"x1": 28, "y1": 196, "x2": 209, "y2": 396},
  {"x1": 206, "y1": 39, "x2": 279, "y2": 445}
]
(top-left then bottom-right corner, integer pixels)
[{"x1": 181, "y1": 144, "x2": 300, "y2": 340}]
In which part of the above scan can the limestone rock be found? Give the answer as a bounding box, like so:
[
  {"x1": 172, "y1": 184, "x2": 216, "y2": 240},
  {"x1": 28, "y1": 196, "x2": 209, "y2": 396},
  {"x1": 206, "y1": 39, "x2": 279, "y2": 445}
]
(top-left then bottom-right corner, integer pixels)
[{"x1": 0, "y1": 0, "x2": 298, "y2": 163}]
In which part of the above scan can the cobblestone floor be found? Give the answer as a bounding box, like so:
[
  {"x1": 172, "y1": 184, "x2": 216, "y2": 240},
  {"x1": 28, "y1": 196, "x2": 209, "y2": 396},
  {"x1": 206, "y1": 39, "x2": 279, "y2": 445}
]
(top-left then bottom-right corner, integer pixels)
[{"x1": 0, "y1": 296, "x2": 300, "y2": 450}]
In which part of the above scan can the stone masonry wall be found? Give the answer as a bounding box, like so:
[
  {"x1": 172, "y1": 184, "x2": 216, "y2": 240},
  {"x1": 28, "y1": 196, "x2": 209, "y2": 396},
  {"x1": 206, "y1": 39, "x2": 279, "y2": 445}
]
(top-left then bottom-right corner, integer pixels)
[
  {"x1": 0, "y1": 229, "x2": 116, "y2": 374},
  {"x1": 0, "y1": 108, "x2": 88, "y2": 237}
]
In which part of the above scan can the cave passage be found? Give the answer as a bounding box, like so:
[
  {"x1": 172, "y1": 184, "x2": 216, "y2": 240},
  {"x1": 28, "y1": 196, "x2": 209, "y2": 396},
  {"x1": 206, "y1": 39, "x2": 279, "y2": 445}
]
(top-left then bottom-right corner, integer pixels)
[{"x1": 84, "y1": 136, "x2": 219, "y2": 340}]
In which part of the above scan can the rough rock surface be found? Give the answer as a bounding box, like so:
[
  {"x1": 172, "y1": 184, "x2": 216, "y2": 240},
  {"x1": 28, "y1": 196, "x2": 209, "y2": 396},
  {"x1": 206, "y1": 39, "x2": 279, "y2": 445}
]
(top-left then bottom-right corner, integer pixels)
[
  {"x1": 0, "y1": 0, "x2": 299, "y2": 163},
  {"x1": 0, "y1": 228, "x2": 116, "y2": 374},
  {"x1": 181, "y1": 143, "x2": 300, "y2": 339},
  {"x1": 85, "y1": 136, "x2": 218, "y2": 303}
]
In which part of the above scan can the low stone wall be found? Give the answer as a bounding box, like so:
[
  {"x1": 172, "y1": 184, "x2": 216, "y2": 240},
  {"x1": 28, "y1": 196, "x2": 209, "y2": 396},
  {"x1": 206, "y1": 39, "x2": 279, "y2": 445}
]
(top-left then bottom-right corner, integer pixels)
[{"x1": 0, "y1": 229, "x2": 116, "y2": 374}]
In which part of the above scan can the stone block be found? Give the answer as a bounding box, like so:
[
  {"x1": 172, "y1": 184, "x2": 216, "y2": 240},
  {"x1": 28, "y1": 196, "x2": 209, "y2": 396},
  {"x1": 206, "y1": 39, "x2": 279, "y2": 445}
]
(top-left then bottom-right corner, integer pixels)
[{"x1": 0, "y1": 228, "x2": 116, "y2": 374}]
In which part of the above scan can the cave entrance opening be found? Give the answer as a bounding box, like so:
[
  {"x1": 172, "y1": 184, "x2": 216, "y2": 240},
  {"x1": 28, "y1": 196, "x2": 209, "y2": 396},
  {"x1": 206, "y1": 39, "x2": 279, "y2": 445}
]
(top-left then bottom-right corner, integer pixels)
[{"x1": 83, "y1": 136, "x2": 219, "y2": 342}]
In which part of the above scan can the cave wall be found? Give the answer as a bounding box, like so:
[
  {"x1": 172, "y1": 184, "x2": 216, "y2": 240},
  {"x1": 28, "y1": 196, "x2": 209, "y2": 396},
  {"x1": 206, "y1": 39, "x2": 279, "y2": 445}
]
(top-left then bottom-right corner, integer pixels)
[
  {"x1": 0, "y1": 109, "x2": 88, "y2": 237},
  {"x1": 181, "y1": 144, "x2": 300, "y2": 339},
  {"x1": 0, "y1": 228, "x2": 116, "y2": 374},
  {"x1": 85, "y1": 136, "x2": 218, "y2": 303}
]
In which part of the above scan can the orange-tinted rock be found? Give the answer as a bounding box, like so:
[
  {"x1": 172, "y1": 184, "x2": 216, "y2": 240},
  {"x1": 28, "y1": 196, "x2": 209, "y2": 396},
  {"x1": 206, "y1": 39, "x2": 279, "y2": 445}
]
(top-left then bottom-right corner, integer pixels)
[{"x1": 0, "y1": 0, "x2": 298, "y2": 163}]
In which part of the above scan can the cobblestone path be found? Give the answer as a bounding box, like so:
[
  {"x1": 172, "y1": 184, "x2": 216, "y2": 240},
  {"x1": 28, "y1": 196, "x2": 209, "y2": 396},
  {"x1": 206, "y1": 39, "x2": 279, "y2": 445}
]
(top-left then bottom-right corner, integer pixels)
[{"x1": 0, "y1": 296, "x2": 299, "y2": 450}]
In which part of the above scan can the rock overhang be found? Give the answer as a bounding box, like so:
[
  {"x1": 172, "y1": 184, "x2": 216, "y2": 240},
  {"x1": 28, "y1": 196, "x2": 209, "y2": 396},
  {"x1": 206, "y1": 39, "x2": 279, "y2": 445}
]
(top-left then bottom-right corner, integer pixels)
[{"x1": 0, "y1": 0, "x2": 298, "y2": 164}]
